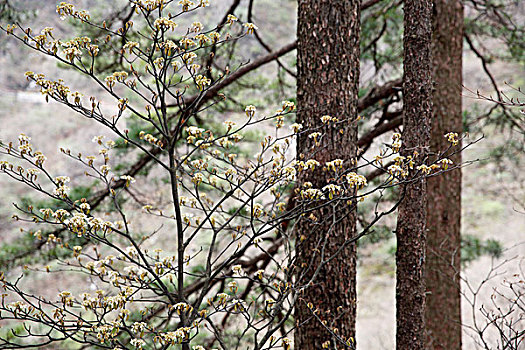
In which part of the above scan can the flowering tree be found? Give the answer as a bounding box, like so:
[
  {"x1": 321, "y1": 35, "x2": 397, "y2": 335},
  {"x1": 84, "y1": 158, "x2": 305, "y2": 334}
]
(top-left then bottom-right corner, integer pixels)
[{"x1": 0, "y1": 1, "x2": 467, "y2": 349}]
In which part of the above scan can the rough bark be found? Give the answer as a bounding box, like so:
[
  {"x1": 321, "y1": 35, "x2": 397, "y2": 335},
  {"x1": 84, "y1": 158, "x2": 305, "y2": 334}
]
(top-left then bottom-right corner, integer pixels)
[
  {"x1": 425, "y1": 1, "x2": 463, "y2": 349},
  {"x1": 294, "y1": 1, "x2": 360, "y2": 349},
  {"x1": 395, "y1": 1, "x2": 432, "y2": 349}
]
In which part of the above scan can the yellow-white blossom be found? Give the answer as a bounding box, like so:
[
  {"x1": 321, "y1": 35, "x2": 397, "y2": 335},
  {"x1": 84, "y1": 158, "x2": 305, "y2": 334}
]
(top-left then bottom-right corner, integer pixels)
[
  {"x1": 195, "y1": 75, "x2": 211, "y2": 90},
  {"x1": 192, "y1": 173, "x2": 204, "y2": 185},
  {"x1": 123, "y1": 41, "x2": 139, "y2": 53},
  {"x1": 130, "y1": 339, "x2": 146, "y2": 349},
  {"x1": 244, "y1": 23, "x2": 258, "y2": 34},
  {"x1": 154, "y1": 17, "x2": 178, "y2": 31},
  {"x1": 209, "y1": 32, "x2": 220, "y2": 42},
  {"x1": 192, "y1": 21, "x2": 203, "y2": 32},
  {"x1": 322, "y1": 184, "x2": 342, "y2": 199},
  {"x1": 282, "y1": 337, "x2": 293, "y2": 350},
  {"x1": 445, "y1": 132, "x2": 459, "y2": 146},
  {"x1": 232, "y1": 264, "x2": 243, "y2": 276},
  {"x1": 346, "y1": 173, "x2": 367, "y2": 189},
  {"x1": 438, "y1": 158, "x2": 453, "y2": 169},
  {"x1": 416, "y1": 164, "x2": 432, "y2": 175},
  {"x1": 255, "y1": 269, "x2": 265, "y2": 280},
  {"x1": 281, "y1": 100, "x2": 295, "y2": 112},
  {"x1": 120, "y1": 175, "x2": 135, "y2": 187},
  {"x1": 300, "y1": 188, "x2": 323, "y2": 200},
  {"x1": 226, "y1": 14, "x2": 238, "y2": 25},
  {"x1": 326, "y1": 159, "x2": 344, "y2": 172},
  {"x1": 252, "y1": 204, "x2": 264, "y2": 218},
  {"x1": 172, "y1": 302, "x2": 193, "y2": 315},
  {"x1": 245, "y1": 105, "x2": 256, "y2": 117},
  {"x1": 179, "y1": 0, "x2": 194, "y2": 11},
  {"x1": 305, "y1": 159, "x2": 320, "y2": 170},
  {"x1": 290, "y1": 123, "x2": 303, "y2": 133}
]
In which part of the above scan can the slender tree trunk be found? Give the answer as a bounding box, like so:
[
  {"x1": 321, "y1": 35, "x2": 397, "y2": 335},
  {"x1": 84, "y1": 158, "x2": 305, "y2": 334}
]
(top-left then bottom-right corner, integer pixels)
[
  {"x1": 425, "y1": 1, "x2": 463, "y2": 348},
  {"x1": 395, "y1": 1, "x2": 432, "y2": 349},
  {"x1": 294, "y1": 1, "x2": 360, "y2": 349}
]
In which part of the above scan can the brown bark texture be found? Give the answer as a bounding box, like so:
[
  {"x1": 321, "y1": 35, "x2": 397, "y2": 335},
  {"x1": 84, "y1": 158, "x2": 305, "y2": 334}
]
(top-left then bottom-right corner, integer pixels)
[
  {"x1": 294, "y1": 1, "x2": 360, "y2": 349},
  {"x1": 396, "y1": 1, "x2": 432, "y2": 350},
  {"x1": 425, "y1": 0, "x2": 464, "y2": 349}
]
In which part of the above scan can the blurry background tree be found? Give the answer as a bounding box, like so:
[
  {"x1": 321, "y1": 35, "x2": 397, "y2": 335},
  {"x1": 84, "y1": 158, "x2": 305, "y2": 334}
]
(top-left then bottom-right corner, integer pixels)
[{"x1": 425, "y1": 0, "x2": 464, "y2": 348}]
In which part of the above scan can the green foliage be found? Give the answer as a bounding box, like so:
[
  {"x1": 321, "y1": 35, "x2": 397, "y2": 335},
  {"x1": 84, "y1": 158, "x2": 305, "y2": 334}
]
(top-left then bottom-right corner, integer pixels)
[
  {"x1": 464, "y1": 14, "x2": 525, "y2": 63},
  {"x1": 357, "y1": 224, "x2": 393, "y2": 247},
  {"x1": 360, "y1": 2, "x2": 403, "y2": 77},
  {"x1": 0, "y1": 324, "x2": 25, "y2": 342},
  {"x1": 461, "y1": 234, "x2": 503, "y2": 264},
  {"x1": 0, "y1": 184, "x2": 95, "y2": 269},
  {"x1": 378, "y1": 234, "x2": 503, "y2": 267},
  {"x1": 0, "y1": 0, "x2": 35, "y2": 24},
  {"x1": 0, "y1": 229, "x2": 89, "y2": 270}
]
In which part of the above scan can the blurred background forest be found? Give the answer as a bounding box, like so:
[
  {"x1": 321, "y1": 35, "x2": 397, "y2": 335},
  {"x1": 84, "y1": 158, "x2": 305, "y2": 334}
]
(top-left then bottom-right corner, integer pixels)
[{"x1": 0, "y1": 0, "x2": 523, "y2": 348}]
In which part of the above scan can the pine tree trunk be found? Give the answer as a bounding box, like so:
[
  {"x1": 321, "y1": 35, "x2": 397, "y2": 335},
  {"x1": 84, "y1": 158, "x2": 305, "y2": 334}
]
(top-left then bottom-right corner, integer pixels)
[
  {"x1": 425, "y1": 1, "x2": 463, "y2": 348},
  {"x1": 396, "y1": 1, "x2": 432, "y2": 349},
  {"x1": 294, "y1": 1, "x2": 360, "y2": 349}
]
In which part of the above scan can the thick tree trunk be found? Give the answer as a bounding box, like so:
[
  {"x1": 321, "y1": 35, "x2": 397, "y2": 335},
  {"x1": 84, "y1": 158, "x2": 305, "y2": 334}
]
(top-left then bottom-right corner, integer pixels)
[
  {"x1": 395, "y1": 1, "x2": 432, "y2": 350},
  {"x1": 425, "y1": 1, "x2": 463, "y2": 349},
  {"x1": 294, "y1": 1, "x2": 360, "y2": 349}
]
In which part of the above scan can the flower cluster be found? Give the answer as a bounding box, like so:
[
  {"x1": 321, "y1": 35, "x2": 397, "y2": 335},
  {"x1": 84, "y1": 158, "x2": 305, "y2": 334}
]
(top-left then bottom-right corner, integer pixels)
[
  {"x1": 195, "y1": 74, "x2": 211, "y2": 90},
  {"x1": 123, "y1": 41, "x2": 140, "y2": 53},
  {"x1": 346, "y1": 172, "x2": 367, "y2": 189},
  {"x1": 322, "y1": 184, "x2": 342, "y2": 199},
  {"x1": 321, "y1": 115, "x2": 338, "y2": 124},
  {"x1": 326, "y1": 159, "x2": 344, "y2": 172},
  {"x1": 445, "y1": 132, "x2": 460, "y2": 146},
  {"x1": 105, "y1": 71, "x2": 128, "y2": 88},
  {"x1": 135, "y1": 0, "x2": 165, "y2": 11},
  {"x1": 53, "y1": 175, "x2": 70, "y2": 198},
  {"x1": 171, "y1": 302, "x2": 193, "y2": 315},
  {"x1": 244, "y1": 22, "x2": 258, "y2": 34},
  {"x1": 24, "y1": 72, "x2": 73, "y2": 102},
  {"x1": 56, "y1": 2, "x2": 91, "y2": 22},
  {"x1": 153, "y1": 17, "x2": 178, "y2": 31},
  {"x1": 226, "y1": 14, "x2": 238, "y2": 25},
  {"x1": 391, "y1": 132, "x2": 402, "y2": 152},
  {"x1": 138, "y1": 131, "x2": 163, "y2": 147},
  {"x1": 17, "y1": 133, "x2": 32, "y2": 154}
]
